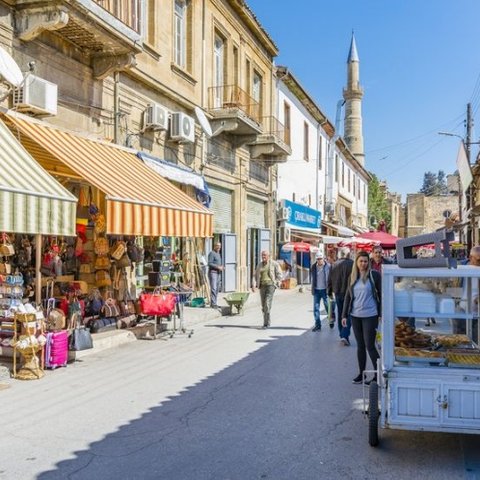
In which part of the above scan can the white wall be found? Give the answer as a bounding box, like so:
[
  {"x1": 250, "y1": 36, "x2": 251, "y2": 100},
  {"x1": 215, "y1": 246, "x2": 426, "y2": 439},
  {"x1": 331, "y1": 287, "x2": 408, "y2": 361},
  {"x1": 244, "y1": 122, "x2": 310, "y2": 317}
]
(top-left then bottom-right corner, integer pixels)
[{"x1": 276, "y1": 81, "x2": 327, "y2": 215}]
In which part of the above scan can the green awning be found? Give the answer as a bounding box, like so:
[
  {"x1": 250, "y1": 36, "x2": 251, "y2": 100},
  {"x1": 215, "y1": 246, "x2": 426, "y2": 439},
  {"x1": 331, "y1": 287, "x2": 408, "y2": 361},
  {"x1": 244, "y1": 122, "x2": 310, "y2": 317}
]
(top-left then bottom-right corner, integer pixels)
[{"x1": 0, "y1": 118, "x2": 76, "y2": 236}]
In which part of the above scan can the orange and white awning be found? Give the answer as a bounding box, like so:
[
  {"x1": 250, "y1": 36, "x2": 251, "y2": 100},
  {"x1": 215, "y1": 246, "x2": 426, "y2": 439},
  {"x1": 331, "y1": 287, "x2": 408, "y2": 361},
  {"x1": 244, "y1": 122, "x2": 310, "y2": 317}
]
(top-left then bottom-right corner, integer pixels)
[{"x1": 3, "y1": 113, "x2": 212, "y2": 238}]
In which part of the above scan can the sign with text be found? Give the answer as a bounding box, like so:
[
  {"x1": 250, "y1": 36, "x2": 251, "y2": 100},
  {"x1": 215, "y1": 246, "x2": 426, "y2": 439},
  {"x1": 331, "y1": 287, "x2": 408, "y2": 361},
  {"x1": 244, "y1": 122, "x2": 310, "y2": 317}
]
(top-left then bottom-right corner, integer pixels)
[{"x1": 282, "y1": 199, "x2": 321, "y2": 229}]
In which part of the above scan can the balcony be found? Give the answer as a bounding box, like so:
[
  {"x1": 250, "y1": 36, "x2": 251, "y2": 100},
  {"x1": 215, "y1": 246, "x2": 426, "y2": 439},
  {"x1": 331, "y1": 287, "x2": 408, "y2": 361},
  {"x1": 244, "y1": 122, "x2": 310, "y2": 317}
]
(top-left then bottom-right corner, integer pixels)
[
  {"x1": 15, "y1": 0, "x2": 143, "y2": 79},
  {"x1": 207, "y1": 84, "x2": 263, "y2": 143},
  {"x1": 249, "y1": 116, "x2": 291, "y2": 163}
]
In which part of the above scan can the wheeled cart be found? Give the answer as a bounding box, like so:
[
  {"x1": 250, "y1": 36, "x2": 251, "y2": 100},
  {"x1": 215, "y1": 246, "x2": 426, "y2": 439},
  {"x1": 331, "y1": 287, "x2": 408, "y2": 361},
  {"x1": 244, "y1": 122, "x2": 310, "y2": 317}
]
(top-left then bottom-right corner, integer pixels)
[{"x1": 368, "y1": 265, "x2": 480, "y2": 446}]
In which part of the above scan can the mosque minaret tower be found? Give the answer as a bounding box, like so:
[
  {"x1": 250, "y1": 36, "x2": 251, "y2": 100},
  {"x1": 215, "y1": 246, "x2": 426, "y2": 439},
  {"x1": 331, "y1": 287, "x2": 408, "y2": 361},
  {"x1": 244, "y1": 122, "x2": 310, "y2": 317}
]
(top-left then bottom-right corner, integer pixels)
[{"x1": 343, "y1": 32, "x2": 365, "y2": 166}]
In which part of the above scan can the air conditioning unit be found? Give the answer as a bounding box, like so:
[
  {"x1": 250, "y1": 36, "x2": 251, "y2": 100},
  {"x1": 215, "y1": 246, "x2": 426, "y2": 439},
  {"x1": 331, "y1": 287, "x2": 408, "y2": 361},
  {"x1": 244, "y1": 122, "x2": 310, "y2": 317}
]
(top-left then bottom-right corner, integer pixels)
[
  {"x1": 13, "y1": 74, "x2": 57, "y2": 116},
  {"x1": 277, "y1": 207, "x2": 289, "y2": 221},
  {"x1": 170, "y1": 112, "x2": 195, "y2": 142},
  {"x1": 144, "y1": 103, "x2": 169, "y2": 130},
  {"x1": 278, "y1": 226, "x2": 291, "y2": 243}
]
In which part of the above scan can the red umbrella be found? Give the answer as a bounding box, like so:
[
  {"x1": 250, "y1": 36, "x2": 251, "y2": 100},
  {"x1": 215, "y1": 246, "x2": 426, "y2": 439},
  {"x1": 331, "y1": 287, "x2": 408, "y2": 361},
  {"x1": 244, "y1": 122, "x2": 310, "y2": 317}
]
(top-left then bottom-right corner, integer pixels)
[
  {"x1": 355, "y1": 231, "x2": 400, "y2": 249},
  {"x1": 281, "y1": 241, "x2": 318, "y2": 253}
]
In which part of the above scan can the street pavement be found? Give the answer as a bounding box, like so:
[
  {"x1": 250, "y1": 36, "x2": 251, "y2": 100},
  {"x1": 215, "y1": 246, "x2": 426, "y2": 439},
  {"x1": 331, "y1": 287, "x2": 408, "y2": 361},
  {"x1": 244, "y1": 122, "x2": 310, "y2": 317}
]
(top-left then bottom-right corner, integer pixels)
[{"x1": 0, "y1": 289, "x2": 479, "y2": 480}]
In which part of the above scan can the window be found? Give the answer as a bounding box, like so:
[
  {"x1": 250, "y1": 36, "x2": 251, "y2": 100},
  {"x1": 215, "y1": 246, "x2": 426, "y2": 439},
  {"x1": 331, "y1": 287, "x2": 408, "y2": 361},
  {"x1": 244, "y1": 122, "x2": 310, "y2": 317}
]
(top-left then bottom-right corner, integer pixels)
[
  {"x1": 213, "y1": 33, "x2": 225, "y2": 108},
  {"x1": 341, "y1": 162, "x2": 345, "y2": 187},
  {"x1": 245, "y1": 59, "x2": 251, "y2": 95},
  {"x1": 303, "y1": 122, "x2": 309, "y2": 160},
  {"x1": 353, "y1": 174, "x2": 356, "y2": 196},
  {"x1": 358, "y1": 179, "x2": 361, "y2": 199},
  {"x1": 174, "y1": 0, "x2": 186, "y2": 68},
  {"x1": 252, "y1": 70, "x2": 262, "y2": 118},
  {"x1": 284, "y1": 102, "x2": 291, "y2": 146},
  {"x1": 364, "y1": 184, "x2": 366, "y2": 202},
  {"x1": 233, "y1": 46, "x2": 239, "y2": 86},
  {"x1": 335, "y1": 154, "x2": 339, "y2": 182},
  {"x1": 348, "y1": 169, "x2": 351, "y2": 192}
]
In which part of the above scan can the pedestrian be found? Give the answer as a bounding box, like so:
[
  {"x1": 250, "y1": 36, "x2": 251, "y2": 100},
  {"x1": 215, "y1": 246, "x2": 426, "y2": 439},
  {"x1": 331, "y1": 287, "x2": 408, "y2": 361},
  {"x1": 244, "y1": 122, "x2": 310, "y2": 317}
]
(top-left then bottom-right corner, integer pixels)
[
  {"x1": 208, "y1": 242, "x2": 223, "y2": 308},
  {"x1": 342, "y1": 250, "x2": 382, "y2": 385},
  {"x1": 252, "y1": 250, "x2": 283, "y2": 328},
  {"x1": 370, "y1": 245, "x2": 392, "y2": 273},
  {"x1": 310, "y1": 252, "x2": 331, "y2": 331},
  {"x1": 327, "y1": 247, "x2": 354, "y2": 345}
]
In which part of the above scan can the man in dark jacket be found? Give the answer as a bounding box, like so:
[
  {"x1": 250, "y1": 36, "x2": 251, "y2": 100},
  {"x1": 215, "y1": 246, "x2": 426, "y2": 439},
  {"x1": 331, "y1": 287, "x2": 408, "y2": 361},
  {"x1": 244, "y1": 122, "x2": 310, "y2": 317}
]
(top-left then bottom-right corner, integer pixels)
[
  {"x1": 370, "y1": 246, "x2": 392, "y2": 273},
  {"x1": 327, "y1": 247, "x2": 354, "y2": 345}
]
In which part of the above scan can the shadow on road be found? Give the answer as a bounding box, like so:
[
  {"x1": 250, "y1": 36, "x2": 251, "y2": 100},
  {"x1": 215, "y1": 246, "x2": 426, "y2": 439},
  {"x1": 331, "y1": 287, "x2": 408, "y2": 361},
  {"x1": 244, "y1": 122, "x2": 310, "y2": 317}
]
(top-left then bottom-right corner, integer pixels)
[{"x1": 36, "y1": 327, "x2": 468, "y2": 480}]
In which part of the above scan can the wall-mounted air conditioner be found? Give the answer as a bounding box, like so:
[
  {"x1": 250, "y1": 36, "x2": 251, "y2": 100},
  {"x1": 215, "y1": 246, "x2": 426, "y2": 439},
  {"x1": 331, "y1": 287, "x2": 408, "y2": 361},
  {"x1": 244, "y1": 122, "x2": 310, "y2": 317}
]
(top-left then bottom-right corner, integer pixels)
[
  {"x1": 144, "y1": 103, "x2": 169, "y2": 130},
  {"x1": 13, "y1": 74, "x2": 57, "y2": 116},
  {"x1": 277, "y1": 207, "x2": 289, "y2": 221},
  {"x1": 278, "y1": 226, "x2": 291, "y2": 243},
  {"x1": 170, "y1": 112, "x2": 195, "y2": 142}
]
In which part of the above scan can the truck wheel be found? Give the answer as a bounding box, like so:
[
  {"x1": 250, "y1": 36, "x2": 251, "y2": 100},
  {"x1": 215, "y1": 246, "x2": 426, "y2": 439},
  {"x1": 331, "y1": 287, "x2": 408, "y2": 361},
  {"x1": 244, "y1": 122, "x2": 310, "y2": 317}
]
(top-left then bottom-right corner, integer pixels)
[{"x1": 368, "y1": 381, "x2": 379, "y2": 447}]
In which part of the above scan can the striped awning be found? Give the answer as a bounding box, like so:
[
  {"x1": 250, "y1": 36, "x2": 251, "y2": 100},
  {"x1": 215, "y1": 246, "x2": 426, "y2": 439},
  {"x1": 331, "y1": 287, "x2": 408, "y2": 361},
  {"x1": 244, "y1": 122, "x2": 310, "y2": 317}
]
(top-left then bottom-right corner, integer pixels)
[
  {"x1": 3, "y1": 113, "x2": 213, "y2": 238},
  {"x1": 0, "y1": 118, "x2": 76, "y2": 236}
]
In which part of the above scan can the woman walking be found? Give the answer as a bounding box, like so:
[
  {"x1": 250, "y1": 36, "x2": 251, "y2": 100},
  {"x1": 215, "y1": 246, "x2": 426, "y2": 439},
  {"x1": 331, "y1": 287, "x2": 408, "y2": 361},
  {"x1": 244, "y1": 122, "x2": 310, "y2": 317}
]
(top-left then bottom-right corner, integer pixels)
[{"x1": 342, "y1": 250, "x2": 381, "y2": 384}]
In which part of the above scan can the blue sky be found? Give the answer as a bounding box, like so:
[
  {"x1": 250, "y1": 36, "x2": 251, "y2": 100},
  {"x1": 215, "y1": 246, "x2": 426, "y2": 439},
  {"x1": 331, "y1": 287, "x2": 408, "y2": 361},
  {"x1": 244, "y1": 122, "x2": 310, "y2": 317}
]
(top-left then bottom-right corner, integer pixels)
[{"x1": 247, "y1": 0, "x2": 480, "y2": 200}]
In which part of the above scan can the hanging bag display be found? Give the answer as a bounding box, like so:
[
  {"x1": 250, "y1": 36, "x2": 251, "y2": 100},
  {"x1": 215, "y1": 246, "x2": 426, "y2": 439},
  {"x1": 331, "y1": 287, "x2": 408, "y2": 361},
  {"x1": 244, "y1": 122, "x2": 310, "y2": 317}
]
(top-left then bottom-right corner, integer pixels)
[
  {"x1": 94, "y1": 237, "x2": 109, "y2": 256},
  {"x1": 0, "y1": 234, "x2": 14, "y2": 257}
]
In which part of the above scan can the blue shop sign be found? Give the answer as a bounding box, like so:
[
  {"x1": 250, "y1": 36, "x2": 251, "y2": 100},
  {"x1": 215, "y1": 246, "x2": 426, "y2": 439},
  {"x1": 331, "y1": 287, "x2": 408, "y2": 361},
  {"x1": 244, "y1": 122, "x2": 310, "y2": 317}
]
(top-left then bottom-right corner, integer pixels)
[{"x1": 282, "y1": 199, "x2": 321, "y2": 229}]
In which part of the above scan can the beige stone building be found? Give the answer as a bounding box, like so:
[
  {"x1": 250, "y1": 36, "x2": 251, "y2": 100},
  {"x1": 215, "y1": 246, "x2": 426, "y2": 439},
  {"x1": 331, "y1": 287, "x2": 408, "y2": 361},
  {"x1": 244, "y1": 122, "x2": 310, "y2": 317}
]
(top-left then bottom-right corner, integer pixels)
[
  {"x1": 0, "y1": 0, "x2": 287, "y2": 291},
  {"x1": 405, "y1": 194, "x2": 459, "y2": 237}
]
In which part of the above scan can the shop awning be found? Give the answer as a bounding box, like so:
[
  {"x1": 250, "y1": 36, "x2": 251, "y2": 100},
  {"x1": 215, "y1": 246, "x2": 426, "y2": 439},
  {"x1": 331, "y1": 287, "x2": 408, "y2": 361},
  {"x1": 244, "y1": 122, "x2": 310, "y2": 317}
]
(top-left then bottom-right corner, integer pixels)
[
  {"x1": 0, "y1": 118, "x2": 76, "y2": 236},
  {"x1": 3, "y1": 113, "x2": 213, "y2": 238},
  {"x1": 322, "y1": 221, "x2": 356, "y2": 238}
]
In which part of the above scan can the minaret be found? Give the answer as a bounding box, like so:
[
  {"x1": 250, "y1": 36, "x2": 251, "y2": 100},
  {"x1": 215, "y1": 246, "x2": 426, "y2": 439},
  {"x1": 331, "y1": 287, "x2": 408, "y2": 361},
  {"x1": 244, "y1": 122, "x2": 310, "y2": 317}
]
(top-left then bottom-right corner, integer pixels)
[{"x1": 343, "y1": 32, "x2": 365, "y2": 166}]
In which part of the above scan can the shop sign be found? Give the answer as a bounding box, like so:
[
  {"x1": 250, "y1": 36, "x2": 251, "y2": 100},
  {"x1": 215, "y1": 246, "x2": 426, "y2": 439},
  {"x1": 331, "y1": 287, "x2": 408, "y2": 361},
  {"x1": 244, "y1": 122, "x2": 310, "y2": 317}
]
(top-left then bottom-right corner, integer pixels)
[{"x1": 281, "y1": 199, "x2": 321, "y2": 230}]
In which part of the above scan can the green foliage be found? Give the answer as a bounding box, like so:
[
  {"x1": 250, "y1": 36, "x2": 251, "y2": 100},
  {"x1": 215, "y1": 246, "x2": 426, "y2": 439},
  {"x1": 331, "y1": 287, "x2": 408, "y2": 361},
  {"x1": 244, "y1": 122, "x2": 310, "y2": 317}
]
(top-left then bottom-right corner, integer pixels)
[
  {"x1": 420, "y1": 170, "x2": 448, "y2": 195},
  {"x1": 368, "y1": 173, "x2": 391, "y2": 231}
]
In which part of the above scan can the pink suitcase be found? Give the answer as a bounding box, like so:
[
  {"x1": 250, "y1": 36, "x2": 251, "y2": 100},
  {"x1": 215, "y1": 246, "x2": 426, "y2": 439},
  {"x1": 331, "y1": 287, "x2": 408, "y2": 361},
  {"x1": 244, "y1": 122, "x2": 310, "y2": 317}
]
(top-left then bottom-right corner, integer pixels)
[{"x1": 44, "y1": 330, "x2": 68, "y2": 369}]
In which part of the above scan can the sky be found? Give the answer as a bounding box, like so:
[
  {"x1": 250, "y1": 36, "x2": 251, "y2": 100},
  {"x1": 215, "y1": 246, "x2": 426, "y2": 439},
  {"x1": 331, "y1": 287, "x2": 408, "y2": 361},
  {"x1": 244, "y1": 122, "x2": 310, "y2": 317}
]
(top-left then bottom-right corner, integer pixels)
[{"x1": 246, "y1": 0, "x2": 480, "y2": 200}]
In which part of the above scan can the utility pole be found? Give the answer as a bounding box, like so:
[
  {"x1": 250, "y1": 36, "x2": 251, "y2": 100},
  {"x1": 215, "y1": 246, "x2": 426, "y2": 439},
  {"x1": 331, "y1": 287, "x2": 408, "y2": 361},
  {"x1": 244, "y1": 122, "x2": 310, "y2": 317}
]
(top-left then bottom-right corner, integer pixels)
[{"x1": 466, "y1": 102, "x2": 474, "y2": 250}]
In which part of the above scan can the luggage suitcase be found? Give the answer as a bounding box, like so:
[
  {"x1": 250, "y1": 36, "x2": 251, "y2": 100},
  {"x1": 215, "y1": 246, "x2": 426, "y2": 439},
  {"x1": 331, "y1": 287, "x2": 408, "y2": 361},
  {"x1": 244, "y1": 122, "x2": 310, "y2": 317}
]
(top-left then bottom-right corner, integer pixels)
[
  {"x1": 44, "y1": 330, "x2": 69, "y2": 369},
  {"x1": 88, "y1": 317, "x2": 117, "y2": 333}
]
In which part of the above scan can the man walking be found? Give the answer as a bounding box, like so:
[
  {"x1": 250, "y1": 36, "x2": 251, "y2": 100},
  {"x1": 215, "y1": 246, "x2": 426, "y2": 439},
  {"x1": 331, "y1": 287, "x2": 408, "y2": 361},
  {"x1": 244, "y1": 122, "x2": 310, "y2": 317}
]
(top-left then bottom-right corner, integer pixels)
[
  {"x1": 252, "y1": 250, "x2": 283, "y2": 328},
  {"x1": 208, "y1": 242, "x2": 223, "y2": 308},
  {"x1": 370, "y1": 246, "x2": 392, "y2": 273},
  {"x1": 327, "y1": 247, "x2": 354, "y2": 345},
  {"x1": 310, "y1": 252, "x2": 331, "y2": 331}
]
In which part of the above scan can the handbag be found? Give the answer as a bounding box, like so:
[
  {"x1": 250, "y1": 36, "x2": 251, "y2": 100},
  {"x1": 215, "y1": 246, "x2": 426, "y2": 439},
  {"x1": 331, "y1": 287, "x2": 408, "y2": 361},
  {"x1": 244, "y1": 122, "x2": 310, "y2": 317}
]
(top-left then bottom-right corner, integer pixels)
[
  {"x1": 119, "y1": 299, "x2": 136, "y2": 315},
  {"x1": 94, "y1": 214, "x2": 106, "y2": 234},
  {"x1": 94, "y1": 237, "x2": 109, "y2": 256},
  {"x1": 110, "y1": 241, "x2": 127, "y2": 261},
  {"x1": 101, "y1": 297, "x2": 120, "y2": 317},
  {"x1": 69, "y1": 324, "x2": 93, "y2": 351},
  {"x1": 79, "y1": 264, "x2": 92, "y2": 274},
  {"x1": 94, "y1": 255, "x2": 110, "y2": 270},
  {"x1": 0, "y1": 234, "x2": 14, "y2": 257},
  {"x1": 140, "y1": 292, "x2": 176, "y2": 317},
  {"x1": 115, "y1": 253, "x2": 131, "y2": 269},
  {"x1": 0, "y1": 262, "x2": 11, "y2": 274},
  {"x1": 96, "y1": 270, "x2": 112, "y2": 288},
  {"x1": 127, "y1": 242, "x2": 144, "y2": 263}
]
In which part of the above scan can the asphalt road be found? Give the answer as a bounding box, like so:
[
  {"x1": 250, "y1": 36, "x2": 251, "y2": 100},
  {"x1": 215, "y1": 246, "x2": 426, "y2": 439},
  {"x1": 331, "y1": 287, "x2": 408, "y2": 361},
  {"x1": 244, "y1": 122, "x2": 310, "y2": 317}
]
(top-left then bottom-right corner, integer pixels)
[{"x1": 1, "y1": 291, "x2": 479, "y2": 480}]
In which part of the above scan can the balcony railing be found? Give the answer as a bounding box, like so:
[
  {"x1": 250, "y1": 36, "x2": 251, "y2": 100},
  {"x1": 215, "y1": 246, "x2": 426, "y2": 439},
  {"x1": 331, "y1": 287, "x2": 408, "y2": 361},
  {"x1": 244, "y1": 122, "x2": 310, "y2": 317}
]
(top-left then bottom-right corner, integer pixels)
[
  {"x1": 261, "y1": 116, "x2": 288, "y2": 144},
  {"x1": 208, "y1": 84, "x2": 261, "y2": 123},
  {"x1": 94, "y1": 0, "x2": 142, "y2": 32}
]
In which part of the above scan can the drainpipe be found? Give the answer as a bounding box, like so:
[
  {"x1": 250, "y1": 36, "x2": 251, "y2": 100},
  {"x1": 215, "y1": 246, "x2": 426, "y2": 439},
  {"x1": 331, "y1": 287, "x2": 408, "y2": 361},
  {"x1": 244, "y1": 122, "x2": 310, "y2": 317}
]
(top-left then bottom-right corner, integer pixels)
[{"x1": 113, "y1": 71, "x2": 120, "y2": 144}]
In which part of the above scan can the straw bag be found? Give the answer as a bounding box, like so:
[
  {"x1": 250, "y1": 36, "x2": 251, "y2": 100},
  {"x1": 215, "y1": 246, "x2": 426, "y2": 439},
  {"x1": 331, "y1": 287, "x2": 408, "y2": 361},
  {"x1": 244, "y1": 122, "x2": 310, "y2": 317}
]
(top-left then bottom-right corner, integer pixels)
[
  {"x1": 95, "y1": 270, "x2": 112, "y2": 288},
  {"x1": 0, "y1": 262, "x2": 11, "y2": 274},
  {"x1": 0, "y1": 235, "x2": 14, "y2": 257},
  {"x1": 94, "y1": 214, "x2": 106, "y2": 234},
  {"x1": 94, "y1": 237, "x2": 109, "y2": 256},
  {"x1": 94, "y1": 255, "x2": 110, "y2": 270}
]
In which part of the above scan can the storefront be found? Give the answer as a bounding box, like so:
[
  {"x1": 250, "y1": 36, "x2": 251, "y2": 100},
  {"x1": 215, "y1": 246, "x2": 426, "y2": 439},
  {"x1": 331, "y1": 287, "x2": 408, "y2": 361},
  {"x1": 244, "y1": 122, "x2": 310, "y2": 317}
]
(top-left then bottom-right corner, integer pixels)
[
  {"x1": 2, "y1": 112, "x2": 213, "y2": 312},
  {"x1": 246, "y1": 195, "x2": 270, "y2": 288},
  {"x1": 208, "y1": 184, "x2": 237, "y2": 292}
]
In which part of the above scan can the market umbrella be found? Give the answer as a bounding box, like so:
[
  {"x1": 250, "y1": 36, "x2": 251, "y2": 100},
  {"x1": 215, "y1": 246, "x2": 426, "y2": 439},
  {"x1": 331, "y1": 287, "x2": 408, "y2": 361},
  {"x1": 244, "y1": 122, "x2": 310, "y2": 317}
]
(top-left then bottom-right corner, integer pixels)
[
  {"x1": 354, "y1": 231, "x2": 400, "y2": 250},
  {"x1": 338, "y1": 237, "x2": 379, "y2": 252},
  {"x1": 281, "y1": 242, "x2": 318, "y2": 286}
]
